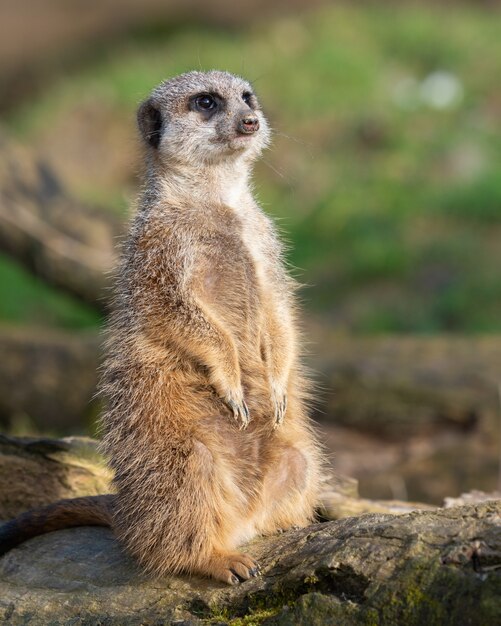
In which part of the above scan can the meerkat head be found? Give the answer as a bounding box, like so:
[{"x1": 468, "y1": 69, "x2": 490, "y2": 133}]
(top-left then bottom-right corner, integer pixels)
[{"x1": 137, "y1": 70, "x2": 270, "y2": 168}]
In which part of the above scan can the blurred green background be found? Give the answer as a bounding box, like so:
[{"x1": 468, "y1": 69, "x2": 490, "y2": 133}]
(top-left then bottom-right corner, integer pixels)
[
  {"x1": 1, "y1": 0, "x2": 500, "y2": 503},
  {"x1": 3, "y1": 1, "x2": 501, "y2": 333}
]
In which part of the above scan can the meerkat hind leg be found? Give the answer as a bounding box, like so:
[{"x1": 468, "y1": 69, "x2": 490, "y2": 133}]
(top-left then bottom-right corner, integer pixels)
[
  {"x1": 176, "y1": 438, "x2": 261, "y2": 585},
  {"x1": 259, "y1": 444, "x2": 315, "y2": 534},
  {"x1": 114, "y1": 436, "x2": 261, "y2": 586}
]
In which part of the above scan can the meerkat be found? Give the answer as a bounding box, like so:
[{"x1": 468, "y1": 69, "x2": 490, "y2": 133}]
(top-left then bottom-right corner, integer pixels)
[{"x1": 0, "y1": 70, "x2": 323, "y2": 585}]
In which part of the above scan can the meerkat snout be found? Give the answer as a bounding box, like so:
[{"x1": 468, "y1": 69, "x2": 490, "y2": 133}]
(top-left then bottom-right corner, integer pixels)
[{"x1": 237, "y1": 113, "x2": 260, "y2": 135}]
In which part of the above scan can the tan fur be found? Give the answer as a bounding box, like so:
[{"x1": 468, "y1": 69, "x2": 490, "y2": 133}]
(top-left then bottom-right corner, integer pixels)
[{"x1": 100, "y1": 71, "x2": 323, "y2": 585}]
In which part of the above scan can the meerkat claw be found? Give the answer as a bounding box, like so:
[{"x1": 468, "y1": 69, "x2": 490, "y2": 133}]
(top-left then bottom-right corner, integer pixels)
[
  {"x1": 239, "y1": 401, "x2": 250, "y2": 429},
  {"x1": 225, "y1": 398, "x2": 250, "y2": 429},
  {"x1": 273, "y1": 393, "x2": 287, "y2": 428}
]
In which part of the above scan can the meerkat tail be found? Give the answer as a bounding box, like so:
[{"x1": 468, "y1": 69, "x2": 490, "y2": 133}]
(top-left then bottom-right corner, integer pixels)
[{"x1": 0, "y1": 494, "x2": 114, "y2": 556}]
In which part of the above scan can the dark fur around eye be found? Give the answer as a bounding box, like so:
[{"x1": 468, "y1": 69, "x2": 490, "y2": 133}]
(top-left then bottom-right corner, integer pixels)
[
  {"x1": 242, "y1": 92, "x2": 254, "y2": 106},
  {"x1": 146, "y1": 107, "x2": 163, "y2": 147}
]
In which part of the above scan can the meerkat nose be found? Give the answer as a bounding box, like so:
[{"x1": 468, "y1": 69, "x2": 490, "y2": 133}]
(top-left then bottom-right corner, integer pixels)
[{"x1": 238, "y1": 114, "x2": 260, "y2": 135}]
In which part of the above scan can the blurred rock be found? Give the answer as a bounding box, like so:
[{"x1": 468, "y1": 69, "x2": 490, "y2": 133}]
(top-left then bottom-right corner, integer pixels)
[
  {"x1": 307, "y1": 330, "x2": 501, "y2": 504},
  {"x1": 311, "y1": 332, "x2": 501, "y2": 438},
  {"x1": 0, "y1": 326, "x2": 100, "y2": 433},
  {"x1": 319, "y1": 422, "x2": 501, "y2": 505},
  {"x1": 319, "y1": 491, "x2": 434, "y2": 520},
  {"x1": 444, "y1": 490, "x2": 501, "y2": 508},
  {"x1": 0, "y1": 435, "x2": 111, "y2": 520}
]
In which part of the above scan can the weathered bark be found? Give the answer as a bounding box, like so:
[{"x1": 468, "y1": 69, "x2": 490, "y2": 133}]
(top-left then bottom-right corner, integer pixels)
[
  {"x1": 0, "y1": 326, "x2": 100, "y2": 433},
  {"x1": 0, "y1": 131, "x2": 123, "y2": 311},
  {"x1": 0, "y1": 435, "x2": 500, "y2": 625}
]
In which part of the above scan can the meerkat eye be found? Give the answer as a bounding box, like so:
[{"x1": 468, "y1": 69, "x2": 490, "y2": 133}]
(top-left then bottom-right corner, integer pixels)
[
  {"x1": 242, "y1": 92, "x2": 253, "y2": 106},
  {"x1": 195, "y1": 94, "x2": 217, "y2": 111}
]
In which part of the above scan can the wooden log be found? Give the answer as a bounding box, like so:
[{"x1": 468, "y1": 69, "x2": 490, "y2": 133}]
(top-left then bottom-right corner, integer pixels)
[
  {"x1": 0, "y1": 435, "x2": 112, "y2": 521},
  {"x1": 0, "y1": 435, "x2": 499, "y2": 626}
]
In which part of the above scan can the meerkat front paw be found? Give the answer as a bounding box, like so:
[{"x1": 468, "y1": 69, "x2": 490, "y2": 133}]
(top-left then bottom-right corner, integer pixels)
[
  {"x1": 224, "y1": 392, "x2": 250, "y2": 430},
  {"x1": 271, "y1": 384, "x2": 287, "y2": 428},
  {"x1": 210, "y1": 374, "x2": 250, "y2": 429}
]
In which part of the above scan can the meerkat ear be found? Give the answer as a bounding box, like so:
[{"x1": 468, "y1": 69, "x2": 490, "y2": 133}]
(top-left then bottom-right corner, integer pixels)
[{"x1": 137, "y1": 99, "x2": 164, "y2": 149}]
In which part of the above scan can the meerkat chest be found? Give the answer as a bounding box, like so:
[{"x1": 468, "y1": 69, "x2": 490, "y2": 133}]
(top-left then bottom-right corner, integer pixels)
[
  {"x1": 240, "y1": 225, "x2": 268, "y2": 287},
  {"x1": 220, "y1": 177, "x2": 247, "y2": 210},
  {"x1": 198, "y1": 227, "x2": 259, "y2": 302},
  {"x1": 198, "y1": 203, "x2": 281, "y2": 311}
]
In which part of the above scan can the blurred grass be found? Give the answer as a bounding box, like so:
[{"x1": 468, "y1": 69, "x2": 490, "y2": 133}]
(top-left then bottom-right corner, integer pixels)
[
  {"x1": 0, "y1": 253, "x2": 100, "y2": 328},
  {"x1": 4, "y1": 3, "x2": 501, "y2": 332}
]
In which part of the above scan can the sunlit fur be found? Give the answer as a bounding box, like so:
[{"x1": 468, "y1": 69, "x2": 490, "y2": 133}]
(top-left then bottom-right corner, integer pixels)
[{"x1": 98, "y1": 70, "x2": 323, "y2": 585}]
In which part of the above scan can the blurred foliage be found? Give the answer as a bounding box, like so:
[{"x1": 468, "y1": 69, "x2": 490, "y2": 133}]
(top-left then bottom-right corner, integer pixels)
[
  {"x1": 4, "y1": 3, "x2": 501, "y2": 332},
  {"x1": 0, "y1": 253, "x2": 100, "y2": 328}
]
